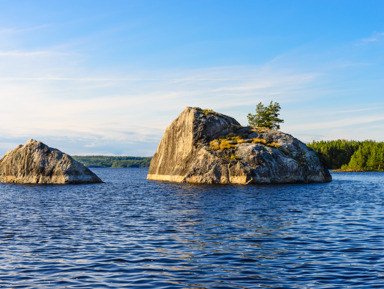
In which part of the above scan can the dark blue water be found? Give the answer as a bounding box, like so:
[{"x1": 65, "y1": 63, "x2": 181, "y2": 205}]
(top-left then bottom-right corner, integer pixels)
[{"x1": 0, "y1": 169, "x2": 383, "y2": 288}]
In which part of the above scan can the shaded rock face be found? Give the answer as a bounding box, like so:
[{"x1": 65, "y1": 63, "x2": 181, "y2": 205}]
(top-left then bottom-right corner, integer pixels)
[
  {"x1": 0, "y1": 139, "x2": 103, "y2": 184},
  {"x1": 147, "y1": 107, "x2": 332, "y2": 184}
]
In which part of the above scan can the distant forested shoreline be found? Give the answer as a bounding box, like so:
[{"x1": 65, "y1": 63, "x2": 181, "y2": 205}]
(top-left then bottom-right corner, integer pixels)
[
  {"x1": 72, "y1": 140, "x2": 384, "y2": 171},
  {"x1": 308, "y1": 140, "x2": 384, "y2": 171},
  {"x1": 73, "y1": 156, "x2": 152, "y2": 168}
]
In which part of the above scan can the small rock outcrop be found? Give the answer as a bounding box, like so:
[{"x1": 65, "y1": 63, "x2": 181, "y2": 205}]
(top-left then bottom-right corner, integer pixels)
[
  {"x1": 0, "y1": 139, "x2": 103, "y2": 184},
  {"x1": 147, "y1": 107, "x2": 332, "y2": 184}
]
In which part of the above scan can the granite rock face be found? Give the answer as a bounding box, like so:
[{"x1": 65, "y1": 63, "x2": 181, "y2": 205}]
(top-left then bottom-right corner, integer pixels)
[
  {"x1": 147, "y1": 107, "x2": 332, "y2": 184},
  {"x1": 0, "y1": 139, "x2": 103, "y2": 184}
]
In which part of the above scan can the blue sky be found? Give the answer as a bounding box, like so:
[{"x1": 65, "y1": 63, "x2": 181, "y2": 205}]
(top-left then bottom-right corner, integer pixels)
[{"x1": 0, "y1": 0, "x2": 384, "y2": 156}]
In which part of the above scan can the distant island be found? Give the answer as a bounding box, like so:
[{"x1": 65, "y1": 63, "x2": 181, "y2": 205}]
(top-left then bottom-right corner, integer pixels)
[
  {"x1": 73, "y1": 156, "x2": 152, "y2": 168},
  {"x1": 308, "y1": 140, "x2": 384, "y2": 171}
]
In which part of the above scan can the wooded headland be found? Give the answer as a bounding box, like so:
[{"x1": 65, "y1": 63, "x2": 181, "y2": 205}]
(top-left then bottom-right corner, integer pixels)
[{"x1": 308, "y1": 140, "x2": 384, "y2": 171}]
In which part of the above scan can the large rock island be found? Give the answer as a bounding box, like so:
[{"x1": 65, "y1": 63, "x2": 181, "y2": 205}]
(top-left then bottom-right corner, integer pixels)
[
  {"x1": 0, "y1": 139, "x2": 103, "y2": 184},
  {"x1": 147, "y1": 107, "x2": 331, "y2": 184}
]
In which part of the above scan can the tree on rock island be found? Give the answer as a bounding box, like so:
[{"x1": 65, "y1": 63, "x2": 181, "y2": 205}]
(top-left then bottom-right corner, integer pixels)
[{"x1": 247, "y1": 101, "x2": 284, "y2": 130}]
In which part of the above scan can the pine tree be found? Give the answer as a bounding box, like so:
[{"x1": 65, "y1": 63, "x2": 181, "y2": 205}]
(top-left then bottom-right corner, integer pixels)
[{"x1": 247, "y1": 101, "x2": 284, "y2": 130}]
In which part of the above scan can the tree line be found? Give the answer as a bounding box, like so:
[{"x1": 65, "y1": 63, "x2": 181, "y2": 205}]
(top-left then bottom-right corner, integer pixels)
[
  {"x1": 308, "y1": 140, "x2": 384, "y2": 171},
  {"x1": 73, "y1": 156, "x2": 152, "y2": 168}
]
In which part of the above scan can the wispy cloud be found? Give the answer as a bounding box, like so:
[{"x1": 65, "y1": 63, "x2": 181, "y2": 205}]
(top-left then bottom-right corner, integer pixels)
[
  {"x1": 360, "y1": 32, "x2": 384, "y2": 43},
  {"x1": 0, "y1": 31, "x2": 383, "y2": 155},
  {"x1": 289, "y1": 114, "x2": 384, "y2": 131},
  {"x1": 0, "y1": 50, "x2": 66, "y2": 57},
  {"x1": 0, "y1": 46, "x2": 323, "y2": 156},
  {"x1": 0, "y1": 25, "x2": 50, "y2": 33}
]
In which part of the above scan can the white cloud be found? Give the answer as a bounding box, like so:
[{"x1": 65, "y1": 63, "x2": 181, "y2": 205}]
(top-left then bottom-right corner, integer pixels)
[
  {"x1": 0, "y1": 50, "x2": 65, "y2": 57},
  {"x1": 360, "y1": 32, "x2": 384, "y2": 43},
  {"x1": 0, "y1": 50, "x2": 322, "y2": 156},
  {"x1": 0, "y1": 34, "x2": 383, "y2": 156},
  {"x1": 284, "y1": 104, "x2": 384, "y2": 143},
  {"x1": 288, "y1": 114, "x2": 384, "y2": 131},
  {"x1": 0, "y1": 25, "x2": 50, "y2": 35}
]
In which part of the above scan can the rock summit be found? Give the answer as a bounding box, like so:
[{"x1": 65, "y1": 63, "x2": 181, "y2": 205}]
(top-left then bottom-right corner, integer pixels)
[
  {"x1": 147, "y1": 107, "x2": 331, "y2": 184},
  {"x1": 0, "y1": 139, "x2": 103, "y2": 184}
]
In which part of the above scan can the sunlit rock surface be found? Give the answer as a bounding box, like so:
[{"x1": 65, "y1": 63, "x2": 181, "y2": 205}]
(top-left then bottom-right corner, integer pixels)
[
  {"x1": 147, "y1": 107, "x2": 332, "y2": 184},
  {"x1": 0, "y1": 139, "x2": 103, "y2": 184}
]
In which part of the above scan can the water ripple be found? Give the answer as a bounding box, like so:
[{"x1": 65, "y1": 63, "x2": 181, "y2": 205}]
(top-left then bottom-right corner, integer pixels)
[{"x1": 0, "y1": 169, "x2": 383, "y2": 288}]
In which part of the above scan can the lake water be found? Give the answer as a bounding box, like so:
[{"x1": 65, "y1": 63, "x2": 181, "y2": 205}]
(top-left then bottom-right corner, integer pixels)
[{"x1": 0, "y1": 169, "x2": 383, "y2": 288}]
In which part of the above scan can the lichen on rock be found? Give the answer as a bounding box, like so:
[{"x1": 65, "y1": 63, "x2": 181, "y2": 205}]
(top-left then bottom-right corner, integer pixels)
[
  {"x1": 147, "y1": 107, "x2": 332, "y2": 184},
  {"x1": 0, "y1": 139, "x2": 103, "y2": 184}
]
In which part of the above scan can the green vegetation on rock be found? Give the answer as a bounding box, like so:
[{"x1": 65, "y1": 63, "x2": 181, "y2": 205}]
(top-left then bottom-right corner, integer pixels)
[
  {"x1": 308, "y1": 140, "x2": 384, "y2": 171},
  {"x1": 209, "y1": 135, "x2": 280, "y2": 151},
  {"x1": 72, "y1": 156, "x2": 152, "y2": 168},
  {"x1": 196, "y1": 107, "x2": 216, "y2": 115},
  {"x1": 225, "y1": 154, "x2": 241, "y2": 161}
]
